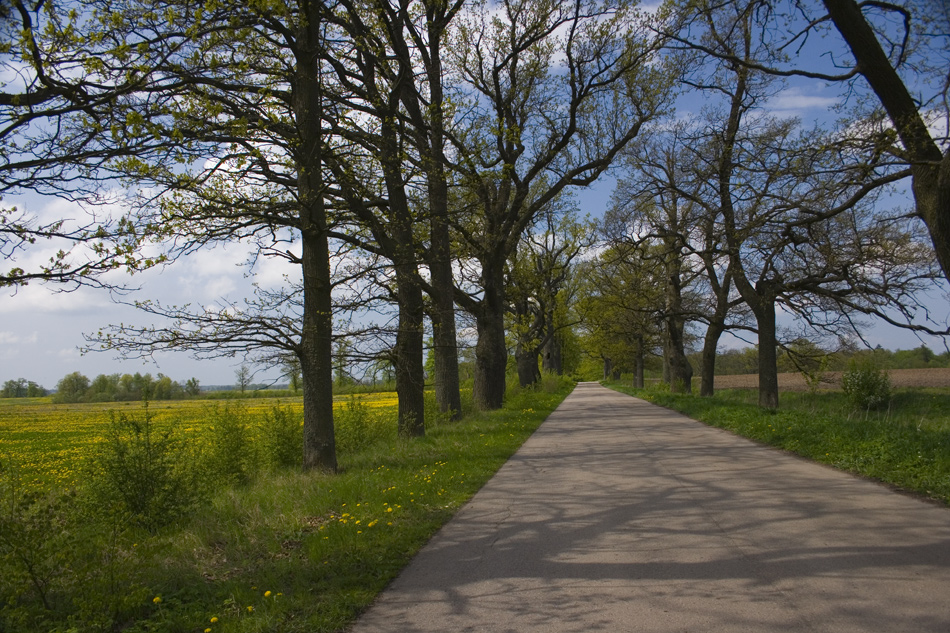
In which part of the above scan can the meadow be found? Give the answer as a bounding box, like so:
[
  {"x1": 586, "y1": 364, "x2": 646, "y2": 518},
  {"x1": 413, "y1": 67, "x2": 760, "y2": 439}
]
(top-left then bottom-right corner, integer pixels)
[
  {"x1": 0, "y1": 392, "x2": 398, "y2": 491},
  {"x1": 0, "y1": 378, "x2": 575, "y2": 633},
  {"x1": 606, "y1": 382, "x2": 950, "y2": 505}
]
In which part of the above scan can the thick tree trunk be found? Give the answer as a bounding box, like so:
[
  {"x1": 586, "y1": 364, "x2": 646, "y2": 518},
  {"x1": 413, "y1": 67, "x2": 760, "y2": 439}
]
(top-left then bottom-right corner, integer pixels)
[
  {"x1": 541, "y1": 334, "x2": 562, "y2": 375},
  {"x1": 423, "y1": 28, "x2": 462, "y2": 421},
  {"x1": 603, "y1": 356, "x2": 613, "y2": 381},
  {"x1": 753, "y1": 292, "x2": 779, "y2": 410},
  {"x1": 394, "y1": 267, "x2": 426, "y2": 437},
  {"x1": 700, "y1": 321, "x2": 725, "y2": 397},
  {"x1": 516, "y1": 343, "x2": 541, "y2": 387},
  {"x1": 666, "y1": 316, "x2": 693, "y2": 394},
  {"x1": 428, "y1": 218, "x2": 462, "y2": 420},
  {"x1": 296, "y1": 0, "x2": 336, "y2": 472},
  {"x1": 473, "y1": 263, "x2": 507, "y2": 410}
]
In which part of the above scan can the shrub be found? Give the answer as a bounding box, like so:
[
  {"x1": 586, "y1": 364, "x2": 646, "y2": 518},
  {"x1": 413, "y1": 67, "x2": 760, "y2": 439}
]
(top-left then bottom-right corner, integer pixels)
[
  {"x1": 841, "y1": 358, "x2": 891, "y2": 411},
  {"x1": 87, "y1": 403, "x2": 206, "y2": 533},
  {"x1": 261, "y1": 404, "x2": 303, "y2": 470},
  {"x1": 205, "y1": 403, "x2": 259, "y2": 486},
  {"x1": 335, "y1": 397, "x2": 382, "y2": 453}
]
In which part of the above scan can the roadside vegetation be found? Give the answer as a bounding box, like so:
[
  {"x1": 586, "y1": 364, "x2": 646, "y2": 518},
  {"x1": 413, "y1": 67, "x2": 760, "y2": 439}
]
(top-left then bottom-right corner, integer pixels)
[
  {"x1": 0, "y1": 376, "x2": 573, "y2": 632},
  {"x1": 605, "y1": 378, "x2": 950, "y2": 506}
]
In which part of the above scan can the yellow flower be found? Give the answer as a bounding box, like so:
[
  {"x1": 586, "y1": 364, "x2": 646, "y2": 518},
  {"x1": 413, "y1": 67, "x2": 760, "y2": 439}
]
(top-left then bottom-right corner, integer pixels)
[
  {"x1": 205, "y1": 629, "x2": 212, "y2": 633},
  {"x1": 264, "y1": 591, "x2": 272, "y2": 598},
  {"x1": 152, "y1": 596, "x2": 162, "y2": 604},
  {"x1": 210, "y1": 617, "x2": 219, "y2": 623},
  {"x1": 247, "y1": 605, "x2": 254, "y2": 613}
]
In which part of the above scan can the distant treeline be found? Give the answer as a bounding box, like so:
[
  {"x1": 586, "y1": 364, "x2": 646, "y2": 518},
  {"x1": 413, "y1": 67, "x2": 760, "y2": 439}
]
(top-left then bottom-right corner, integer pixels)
[
  {"x1": 706, "y1": 344, "x2": 950, "y2": 377},
  {"x1": 0, "y1": 378, "x2": 47, "y2": 398},
  {"x1": 51, "y1": 371, "x2": 202, "y2": 403}
]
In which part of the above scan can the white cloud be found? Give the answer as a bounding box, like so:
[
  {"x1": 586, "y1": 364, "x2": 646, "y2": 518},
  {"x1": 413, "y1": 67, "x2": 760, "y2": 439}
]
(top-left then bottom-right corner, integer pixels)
[{"x1": 0, "y1": 331, "x2": 38, "y2": 345}]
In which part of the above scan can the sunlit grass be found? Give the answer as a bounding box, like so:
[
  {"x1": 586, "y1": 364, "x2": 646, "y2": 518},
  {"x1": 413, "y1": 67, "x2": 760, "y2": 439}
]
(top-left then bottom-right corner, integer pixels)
[{"x1": 606, "y1": 382, "x2": 950, "y2": 505}]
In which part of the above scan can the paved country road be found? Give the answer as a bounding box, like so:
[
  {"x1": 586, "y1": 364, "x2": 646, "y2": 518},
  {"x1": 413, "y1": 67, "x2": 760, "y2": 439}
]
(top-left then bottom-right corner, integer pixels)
[{"x1": 348, "y1": 382, "x2": 950, "y2": 632}]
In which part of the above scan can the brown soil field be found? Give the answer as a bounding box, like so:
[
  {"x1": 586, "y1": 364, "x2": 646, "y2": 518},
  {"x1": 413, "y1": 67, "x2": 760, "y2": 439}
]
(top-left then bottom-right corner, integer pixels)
[{"x1": 711, "y1": 368, "x2": 950, "y2": 391}]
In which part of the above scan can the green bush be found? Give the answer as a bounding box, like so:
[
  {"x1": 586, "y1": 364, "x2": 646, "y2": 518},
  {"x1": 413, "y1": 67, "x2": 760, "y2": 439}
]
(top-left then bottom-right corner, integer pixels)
[
  {"x1": 205, "y1": 403, "x2": 259, "y2": 486},
  {"x1": 87, "y1": 403, "x2": 207, "y2": 533},
  {"x1": 841, "y1": 358, "x2": 891, "y2": 411},
  {"x1": 336, "y1": 397, "x2": 392, "y2": 453},
  {"x1": 261, "y1": 403, "x2": 303, "y2": 470}
]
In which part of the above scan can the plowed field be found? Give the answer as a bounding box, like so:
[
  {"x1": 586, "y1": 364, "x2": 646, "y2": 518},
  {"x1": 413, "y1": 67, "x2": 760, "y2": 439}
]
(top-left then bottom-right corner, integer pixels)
[{"x1": 712, "y1": 367, "x2": 950, "y2": 391}]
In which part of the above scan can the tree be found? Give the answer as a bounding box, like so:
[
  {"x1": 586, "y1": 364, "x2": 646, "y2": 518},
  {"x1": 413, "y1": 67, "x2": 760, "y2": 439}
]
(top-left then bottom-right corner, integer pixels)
[
  {"x1": 71, "y1": 0, "x2": 349, "y2": 471},
  {"x1": 0, "y1": 0, "x2": 192, "y2": 289},
  {"x1": 507, "y1": 201, "x2": 591, "y2": 387},
  {"x1": 664, "y1": 0, "x2": 950, "y2": 282},
  {"x1": 53, "y1": 371, "x2": 89, "y2": 403},
  {"x1": 675, "y1": 0, "x2": 942, "y2": 408},
  {"x1": 281, "y1": 355, "x2": 301, "y2": 394},
  {"x1": 448, "y1": 0, "x2": 673, "y2": 409},
  {"x1": 576, "y1": 243, "x2": 665, "y2": 386},
  {"x1": 184, "y1": 377, "x2": 201, "y2": 397},
  {"x1": 235, "y1": 365, "x2": 252, "y2": 395}
]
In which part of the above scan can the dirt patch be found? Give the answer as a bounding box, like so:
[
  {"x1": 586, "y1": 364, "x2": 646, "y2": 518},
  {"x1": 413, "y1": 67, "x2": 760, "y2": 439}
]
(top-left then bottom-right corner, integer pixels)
[{"x1": 712, "y1": 368, "x2": 950, "y2": 391}]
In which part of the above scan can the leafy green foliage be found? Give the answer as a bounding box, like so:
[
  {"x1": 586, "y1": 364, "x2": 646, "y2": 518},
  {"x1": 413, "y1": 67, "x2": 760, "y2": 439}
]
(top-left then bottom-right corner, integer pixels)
[
  {"x1": 87, "y1": 403, "x2": 207, "y2": 533},
  {"x1": 842, "y1": 358, "x2": 891, "y2": 411}
]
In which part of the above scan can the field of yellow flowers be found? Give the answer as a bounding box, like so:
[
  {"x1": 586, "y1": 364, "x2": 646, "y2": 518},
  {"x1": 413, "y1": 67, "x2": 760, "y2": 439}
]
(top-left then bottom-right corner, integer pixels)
[{"x1": 0, "y1": 393, "x2": 398, "y2": 491}]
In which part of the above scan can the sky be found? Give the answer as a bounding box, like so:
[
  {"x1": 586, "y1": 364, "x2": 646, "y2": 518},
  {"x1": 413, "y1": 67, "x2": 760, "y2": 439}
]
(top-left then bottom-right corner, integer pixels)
[{"x1": 2, "y1": 8, "x2": 949, "y2": 391}]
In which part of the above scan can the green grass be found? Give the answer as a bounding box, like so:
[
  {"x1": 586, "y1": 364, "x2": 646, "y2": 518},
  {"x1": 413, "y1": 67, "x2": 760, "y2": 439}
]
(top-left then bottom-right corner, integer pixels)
[
  {"x1": 0, "y1": 379, "x2": 574, "y2": 632},
  {"x1": 605, "y1": 382, "x2": 950, "y2": 505}
]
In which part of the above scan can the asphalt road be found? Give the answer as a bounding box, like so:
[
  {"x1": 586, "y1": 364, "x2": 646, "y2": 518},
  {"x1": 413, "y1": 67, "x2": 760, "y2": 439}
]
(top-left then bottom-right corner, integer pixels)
[{"x1": 348, "y1": 382, "x2": 950, "y2": 632}]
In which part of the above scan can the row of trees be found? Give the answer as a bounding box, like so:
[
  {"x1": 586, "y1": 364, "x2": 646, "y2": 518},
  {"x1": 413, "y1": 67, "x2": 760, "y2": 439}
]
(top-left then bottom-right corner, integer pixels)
[
  {"x1": 52, "y1": 371, "x2": 201, "y2": 403},
  {"x1": 2, "y1": 0, "x2": 948, "y2": 469},
  {"x1": 0, "y1": 378, "x2": 46, "y2": 398}
]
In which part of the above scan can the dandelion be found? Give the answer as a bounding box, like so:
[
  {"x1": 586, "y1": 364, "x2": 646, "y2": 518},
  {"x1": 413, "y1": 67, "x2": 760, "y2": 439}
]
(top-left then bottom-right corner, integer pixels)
[
  {"x1": 264, "y1": 591, "x2": 272, "y2": 598},
  {"x1": 153, "y1": 596, "x2": 162, "y2": 604},
  {"x1": 247, "y1": 605, "x2": 254, "y2": 613},
  {"x1": 205, "y1": 629, "x2": 212, "y2": 633},
  {"x1": 210, "y1": 617, "x2": 219, "y2": 623}
]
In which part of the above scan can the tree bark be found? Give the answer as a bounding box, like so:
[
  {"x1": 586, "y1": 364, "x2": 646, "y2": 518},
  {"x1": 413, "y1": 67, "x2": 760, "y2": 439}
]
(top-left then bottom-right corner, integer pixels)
[
  {"x1": 516, "y1": 342, "x2": 541, "y2": 387},
  {"x1": 420, "y1": 10, "x2": 462, "y2": 420},
  {"x1": 541, "y1": 334, "x2": 562, "y2": 375},
  {"x1": 754, "y1": 296, "x2": 779, "y2": 410},
  {"x1": 472, "y1": 260, "x2": 508, "y2": 409},
  {"x1": 699, "y1": 321, "x2": 725, "y2": 397},
  {"x1": 296, "y1": 0, "x2": 336, "y2": 472},
  {"x1": 634, "y1": 334, "x2": 645, "y2": 388},
  {"x1": 394, "y1": 266, "x2": 426, "y2": 437}
]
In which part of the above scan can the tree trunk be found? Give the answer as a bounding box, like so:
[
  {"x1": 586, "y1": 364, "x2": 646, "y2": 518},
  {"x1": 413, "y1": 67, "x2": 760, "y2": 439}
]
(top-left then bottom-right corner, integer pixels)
[
  {"x1": 516, "y1": 342, "x2": 541, "y2": 387},
  {"x1": 634, "y1": 334, "x2": 645, "y2": 389},
  {"x1": 753, "y1": 291, "x2": 779, "y2": 410},
  {"x1": 394, "y1": 267, "x2": 426, "y2": 437},
  {"x1": 603, "y1": 356, "x2": 613, "y2": 381},
  {"x1": 666, "y1": 316, "x2": 693, "y2": 393},
  {"x1": 428, "y1": 204, "x2": 461, "y2": 419},
  {"x1": 541, "y1": 326, "x2": 562, "y2": 374},
  {"x1": 473, "y1": 262, "x2": 507, "y2": 410},
  {"x1": 296, "y1": 0, "x2": 336, "y2": 473},
  {"x1": 423, "y1": 24, "x2": 462, "y2": 421},
  {"x1": 700, "y1": 321, "x2": 725, "y2": 397}
]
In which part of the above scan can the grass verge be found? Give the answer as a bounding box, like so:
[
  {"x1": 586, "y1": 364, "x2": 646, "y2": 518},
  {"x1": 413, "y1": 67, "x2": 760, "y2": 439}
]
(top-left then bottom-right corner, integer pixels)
[
  {"x1": 1, "y1": 379, "x2": 574, "y2": 633},
  {"x1": 604, "y1": 382, "x2": 950, "y2": 506}
]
